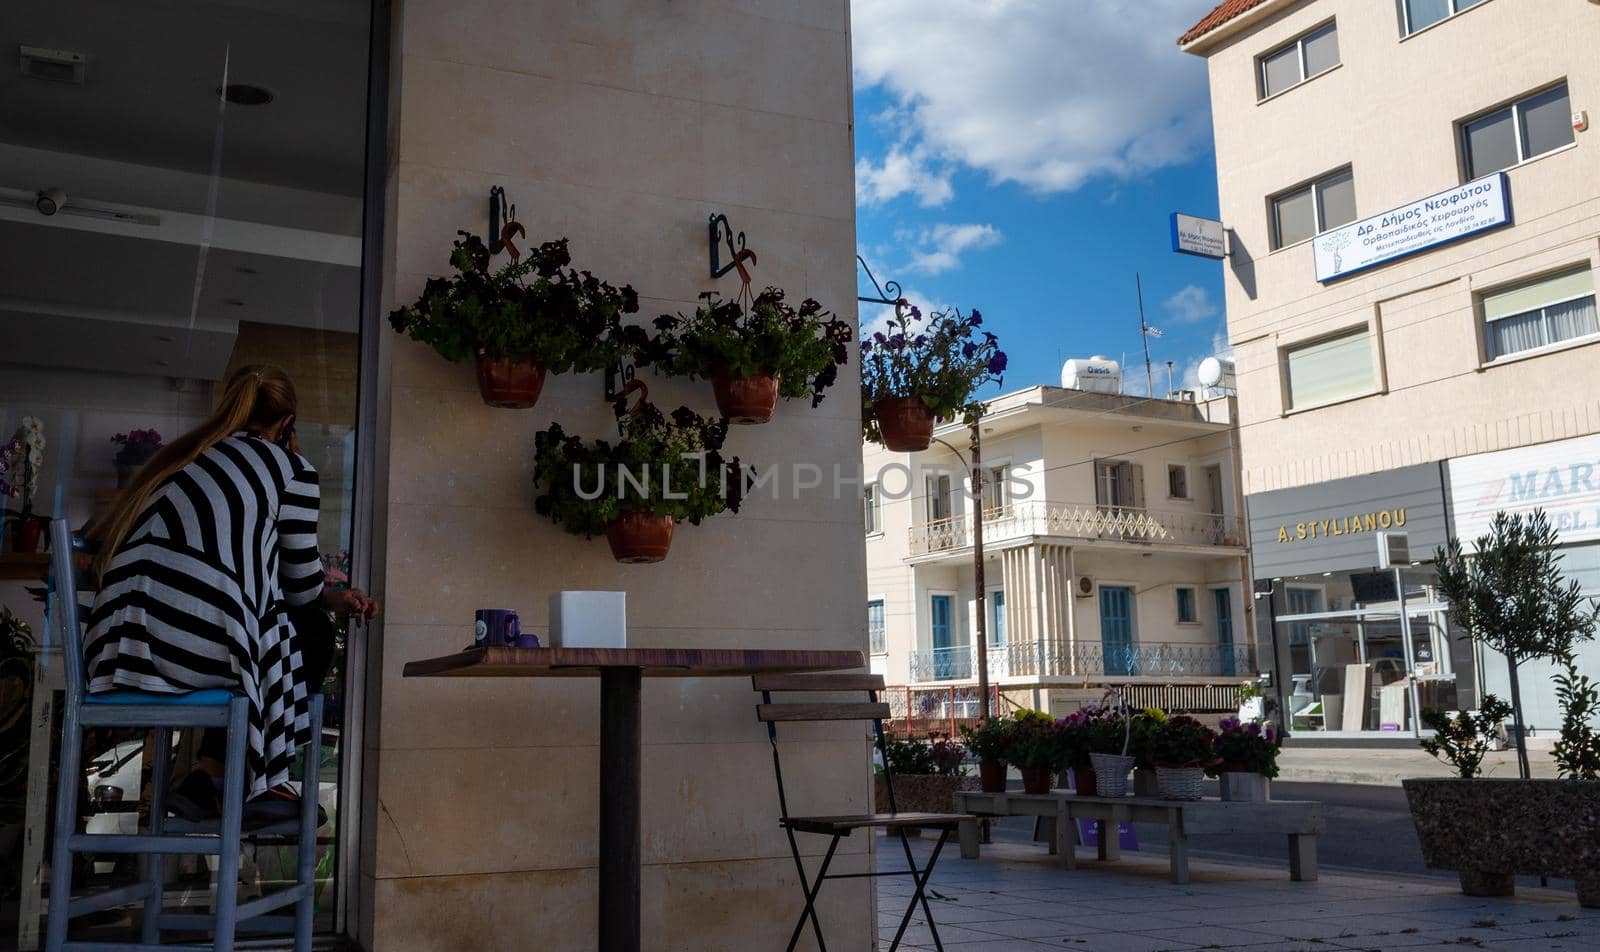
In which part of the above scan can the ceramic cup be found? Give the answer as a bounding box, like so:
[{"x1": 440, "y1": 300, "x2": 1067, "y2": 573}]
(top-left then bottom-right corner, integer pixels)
[{"x1": 474, "y1": 608, "x2": 520, "y2": 648}]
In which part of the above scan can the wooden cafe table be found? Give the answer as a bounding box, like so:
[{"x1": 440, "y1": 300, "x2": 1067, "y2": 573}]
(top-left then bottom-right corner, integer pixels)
[{"x1": 402, "y1": 646, "x2": 865, "y2": 952}]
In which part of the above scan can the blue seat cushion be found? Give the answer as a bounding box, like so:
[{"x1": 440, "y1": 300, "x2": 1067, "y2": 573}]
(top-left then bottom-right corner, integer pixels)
[{"x1": 85, "y1": 689, "x2": 237, "y2": 706}]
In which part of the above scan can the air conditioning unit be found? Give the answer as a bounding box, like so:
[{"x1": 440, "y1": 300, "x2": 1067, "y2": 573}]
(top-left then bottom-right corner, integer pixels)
[{"x1": 1074, "y1": 575, "x2": 1095, "y2": 598}]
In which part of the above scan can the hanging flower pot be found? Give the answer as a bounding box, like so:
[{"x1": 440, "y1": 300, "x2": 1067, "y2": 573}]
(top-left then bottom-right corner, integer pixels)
[
  {"x1": 711, "y1": 367, "x2": 781, "y2": 424},
  {"x1": 873, "y1": 396, "x2": 937, "y2": 452},
  {"x1": 978, "y1": 760, "x2": 1007, "y2": 793},
  {"x1": 474, "y1": 354, "x2": 547, "y2": 409},
  {"x1": 605, "y1": 510, "x2": 675, "y2": 564}
]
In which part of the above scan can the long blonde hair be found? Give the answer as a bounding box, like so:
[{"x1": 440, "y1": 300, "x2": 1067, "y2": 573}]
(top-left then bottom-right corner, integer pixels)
[{"x1": 92, "y1": 365, "x2": 299, "y2": 581}]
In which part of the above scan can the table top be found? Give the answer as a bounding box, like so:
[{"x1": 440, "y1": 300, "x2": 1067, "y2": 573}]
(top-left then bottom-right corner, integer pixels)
[{"x1": 402, "y1": 646, "x2": 865, "y2": 679}]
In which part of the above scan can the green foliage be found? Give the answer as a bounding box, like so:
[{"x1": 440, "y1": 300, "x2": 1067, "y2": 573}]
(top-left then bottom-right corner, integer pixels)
[
  {"x1": 1435, "y1": 510, "x2": 1600, "y2": 772},
  {"x1": 959, "y1": 716, "x2": 1014, "y2": 764},
  {"x1": 1003, "y1": 709, "x2": 1061, "y2": 770},
  {"x1": 0, "y1": 607, "x2": 32, "y2": 656},
  {"x1": 884, "y1": 738, "x2": 966, "y2": 777},
  {"x1": 653, "y1": 289, "x2": 851, "y2": 407},
  {"x1": 1148, "y1": 715, "x2": 1219, "y2": 769},
  {"x1": 1552, "y1": 659, "x2": 1600, "y2": 780},
  {"x1": 388, "y1": 232, "x2": 642, "y2": 373},
  {"x1": 1125, "y1": 708, "x2": 1168, "y2": 769},
  {"x1": 860, "y1": 305, "x2": 1007, "y2": 444},
  {"x1": 531, "y1": 402, "x2": 753, "y2": 537},
  {"x1": 1207, "y1": 717, "x2": 1282, "y2": 778},
  {"x1": 1236, "y1": 681, "x2": 1262, "y2": 701},
  {"x1": 1419, "y1": 695, "x2": 1513, "y2": 778},
  {"x1": 1082, "y1": 710, "x2": 1131, "y2": 757}
]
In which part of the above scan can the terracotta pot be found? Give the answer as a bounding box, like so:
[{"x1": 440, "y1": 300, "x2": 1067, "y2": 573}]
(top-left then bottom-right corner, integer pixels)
[
  {"x1": 873, "y1": 396, "x2": 936, "y2": 452},
  {"x1": 605, "y1": 510, "x2": 675, "y2": 564},
  {"x1": 1072, "y1": 767, "x2": 1098, "y2": 797},
  {"x1": 1020, "y1": 766, "x2": 1053, "y2": 795},
  {"x1": 15, "y1": 517, "x2": 43, "y2": 554},
  {"x1": 474, "y1": 354, "x2": 547, "y2": 409},
  {"x1": 712, "y1": 368, "x2": 781, "y2": 424},
  {"x1": 978, "y1": 760, "x2": 1007, "y2": 793}
]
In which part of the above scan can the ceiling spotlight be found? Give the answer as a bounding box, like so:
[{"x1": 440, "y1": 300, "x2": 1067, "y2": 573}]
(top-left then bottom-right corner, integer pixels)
[
  {"x1": 35, "y1": 187, "x2": 66, "y2": 216},
  {"x1": 222, "y1": 298, "x2": 245, "y2": 307},
  {"x1": 233, "y1": 265, "x2": 258, "y2": 275},
  {"x1": 219, "y1": 83, "x2": 273, "y2": 106},
  {"x1": 153, "y1": 334, "x2": 174, "y2": 343}
]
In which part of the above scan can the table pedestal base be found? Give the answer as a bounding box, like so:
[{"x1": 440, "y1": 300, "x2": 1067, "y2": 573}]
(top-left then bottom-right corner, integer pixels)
[{"x1": 600, "y1": 668, "x2": 642, "y2": 952}]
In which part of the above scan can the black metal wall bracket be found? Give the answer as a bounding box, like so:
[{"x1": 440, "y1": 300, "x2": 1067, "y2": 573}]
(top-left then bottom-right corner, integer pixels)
[
  {"x1": 603, "y1": 361, "x2": 637, "y2": 404},
  {"x1": 489, "y1": 186, "x2": 515, "y2": 254},
  {"x1": 708, "y1": 213, "x2": 758, "y2": 282},
  {"x1": 856, "y1": 254, "x2": 905, "y2": 309}
]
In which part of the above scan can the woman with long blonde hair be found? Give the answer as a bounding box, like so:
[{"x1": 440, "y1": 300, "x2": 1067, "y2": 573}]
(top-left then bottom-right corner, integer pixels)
[{"x1": 86, "y1": 364, "x2": 376, "y2": 813}]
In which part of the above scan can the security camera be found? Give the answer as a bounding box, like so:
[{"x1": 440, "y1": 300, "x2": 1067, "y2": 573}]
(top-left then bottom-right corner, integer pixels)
[{"x1": 35, "y1": 188, "x2": 66, "y2": 216}]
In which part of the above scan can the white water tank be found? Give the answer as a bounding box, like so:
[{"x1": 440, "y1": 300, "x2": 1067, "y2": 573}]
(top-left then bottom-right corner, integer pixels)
[
  {"x1": 1061, "y1": 356, "x2": 1121, "y2": 394},
  {"x1": 1197, "y1": 355, "x2": 1237, "y2": 390}
]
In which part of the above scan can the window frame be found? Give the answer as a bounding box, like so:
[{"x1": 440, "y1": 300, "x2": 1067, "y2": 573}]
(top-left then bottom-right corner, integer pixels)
[
  {"x1": 1270, "y1": 166, "x2": 1356, "y2": 251},
  {"x1": 1458, "y1": 81, "x2": 1575, "y2": 181},
  {"x1": 1281, "y1": 324, "x2": 1381, "y2": 413},
  {"x1": 983, "y1": 461, "x2": 1010, "y2": 512},
  {"x1": 1166, "y1": 464, "x2": 1190, "y2": 500},
  {"x1": 863, "y1": 481, "x2": 882, "y2": 536},
  {"x1": 1176, "y1": 587, "x2": 1199, "y2": 625},
  {"x1": 1478, "y1": 265, "x2": 1599, "y2": 364},
  {"x1": 1400, "y1": 0, "x2": 1488, "y2": 38},
  {"x1": 1257, "y1": 20, "x2": 1339, "y2": 101},
  {"x1": 868, "y1": 597, "x2": 887, "y2": 655}
]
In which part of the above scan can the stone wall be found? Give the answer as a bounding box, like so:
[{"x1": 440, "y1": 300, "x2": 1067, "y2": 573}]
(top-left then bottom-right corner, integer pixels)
[{"x1": 363, "y1": 2, "x2": 868, "y2": 949}]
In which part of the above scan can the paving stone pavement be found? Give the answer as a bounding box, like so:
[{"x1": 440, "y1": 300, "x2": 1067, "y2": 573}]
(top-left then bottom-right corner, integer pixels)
[{"x1": 871, "y1": 836, "x2": 1600, "y2": 951}]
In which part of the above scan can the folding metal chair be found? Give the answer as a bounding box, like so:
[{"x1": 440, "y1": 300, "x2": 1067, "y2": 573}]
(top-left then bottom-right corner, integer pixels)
[
  {"x1": 42, "y1": 518, "x2": 323, "y2": 952},
  {"x1": 754, "y1": 672, "x2": 972, "y2": 952}
]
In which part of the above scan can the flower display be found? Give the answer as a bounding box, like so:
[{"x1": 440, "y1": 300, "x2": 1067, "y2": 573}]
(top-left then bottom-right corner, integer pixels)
[
  {"x1": 1209, "y1": 716, "x2": 1283, "y2": 778},
  {"x1": 111, "y1": 428, "x2": 164, "y2": 467},
  {"x1": 1148, "y1": 714, "x2": 1220, "y2": 770},
  {"x1": 1, "y1": 418, "x2": 45, "y2": 512},
  {"x1": 859, "y1": 304, "x2": 1007, "y2": 444}
]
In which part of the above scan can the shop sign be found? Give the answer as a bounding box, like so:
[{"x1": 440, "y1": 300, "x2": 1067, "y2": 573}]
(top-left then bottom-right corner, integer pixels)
[
  {"x1": 1313, "y1": 172, "x2": 1510, "y2": 282},
  {"x1": 1447, "y1": 433, "x2": 1600, "y2": 547},
  {"x1": 1248, "y1": 463, "x2": 1448, "y2": 579},
  {"x1": 1170, "y1": 212, "x2": 1226, "y2": 259}
]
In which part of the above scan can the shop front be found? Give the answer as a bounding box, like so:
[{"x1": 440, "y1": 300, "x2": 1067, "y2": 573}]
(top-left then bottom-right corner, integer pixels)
[
  {"x1": 1247, "y1": 464, "x2": 1468, "y2": 738},
  {"x1": 1447, "y1": 433, "x2": 1600, "y2": 734}
]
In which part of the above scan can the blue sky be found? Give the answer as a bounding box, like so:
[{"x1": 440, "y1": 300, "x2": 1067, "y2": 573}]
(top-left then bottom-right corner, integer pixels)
[{"x1": 851, "y1": 0, "x2": 1229, "y2": 397}]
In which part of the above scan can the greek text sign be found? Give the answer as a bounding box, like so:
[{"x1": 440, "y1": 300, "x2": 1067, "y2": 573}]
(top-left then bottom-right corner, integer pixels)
[
  {"x1": 1170, "y1": 212, "x2": 1226, "y2": 259},
  {"x1": 1313, "y1": 173, "x2": 1511, "y2": 282}
]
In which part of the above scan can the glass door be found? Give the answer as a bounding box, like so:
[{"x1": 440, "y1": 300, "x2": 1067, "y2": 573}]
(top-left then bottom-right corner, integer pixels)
[{"x1": 1215, "y1": 588, "x2": 1236, "y2": 676}]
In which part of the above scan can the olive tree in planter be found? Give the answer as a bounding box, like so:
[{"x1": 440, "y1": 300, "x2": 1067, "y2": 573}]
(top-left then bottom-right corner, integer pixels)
[
  {"x1": 532, "y1": 400, "x2": 753, "y2": 563},
  {"x1": 860, "y1": 306, "x2": 1006, "y2": 452},
  {"x1": 389, "y1": 232, "x2": 641, "y2": 408},
  {"x1": 1403, "y1": 509, "x2": 1600, "y2": 905},
  {"x1": 652, "y1": 289, "x2": 851, "y2": 424}
]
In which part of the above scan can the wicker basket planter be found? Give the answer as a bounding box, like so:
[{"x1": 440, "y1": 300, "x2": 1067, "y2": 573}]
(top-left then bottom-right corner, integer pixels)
[
  {"x1": 1156, "y1": 766, "x2": 1207, "y2": 801},
  {"x1": 1089, "y1": 753, "x2": 1136, "y2": 797}
]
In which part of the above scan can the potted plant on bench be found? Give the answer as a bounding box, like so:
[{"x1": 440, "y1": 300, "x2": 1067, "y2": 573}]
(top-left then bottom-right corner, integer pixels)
[
  {"x1": 1005, "y1": 710, "x2": 1063, "y2": 795},
  {"x1": 1149, "y1": 715, "x2": 1219, "y2": 801},
  {"x1": 1055, "y1": 704, "x2": 1108, "y2": 796},
  {"x1": 1403, "y1": 509, "x2": 1600, "y2": 905},
  {"x1": 389, "y1": 232, "x2": 640, "y2": 408},
  {"x1": 1085, "y1": 705, "x2": 1136, "y2": 798},
  {"x1": 1126, "y1": 707, "x2": 1168, "y2": 798},
  {"x1": 1208, "y1": 716, "x2": 1282, "y2": 802},
  {"x1": 532, "y1": 399, "x2": 754, "y2": 563},
  {"x1": 875, "y1": 738, "x2": 966, "y2": 819},
  {"x1": 860, "y1": 305, "x2": 1006, "y2": 452},
  {"x1": 960, "y1": 716, "x2": 1013, "y2": 793},
  {"x1": 652, "y1": 289, "x2": 851, "y2": 424}
]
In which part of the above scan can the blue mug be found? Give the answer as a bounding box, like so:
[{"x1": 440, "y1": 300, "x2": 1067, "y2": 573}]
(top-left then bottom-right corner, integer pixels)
[{"x1": 475, "y1": 609, "x2": 520, "y2": 648}]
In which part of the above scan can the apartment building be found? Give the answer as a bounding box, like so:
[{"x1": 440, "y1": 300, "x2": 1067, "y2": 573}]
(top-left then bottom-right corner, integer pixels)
[
  {"x1": 1182, "y1": 0, "x2": 1600, "y2": 737},
  {"x1": 863, "y1": 383, "x2": 1253, "y2": 728}
]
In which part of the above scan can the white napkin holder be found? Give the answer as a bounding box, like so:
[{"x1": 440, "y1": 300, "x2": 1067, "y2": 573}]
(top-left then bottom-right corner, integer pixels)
[{"x1": 548, "y1": 591, "x2": 626, "y2": 649}]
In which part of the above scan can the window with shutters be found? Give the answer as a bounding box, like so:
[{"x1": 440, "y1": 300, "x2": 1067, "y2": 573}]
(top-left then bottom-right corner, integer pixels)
[
  {"x1": 1283, "y1": 327, "x2": 1378, "y2": 410},
  {"x1": 1094, "y1": 459, "x2": 1145, "y2": 513},
  {"x1": 1480, "y1": 266, "x2": 1598, "y2": 362}
]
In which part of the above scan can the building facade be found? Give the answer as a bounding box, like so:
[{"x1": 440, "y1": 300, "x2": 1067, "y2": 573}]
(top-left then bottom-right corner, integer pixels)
[
  {"x1": 1182, "y1": 0, "x2": 1600, "y2": 737},
  {"x1": 864, "y1": 385, "x2": 1255, "y2": 727},
  {"x1": 2, "y1": 2, "x2": 868, "y2": 949}
]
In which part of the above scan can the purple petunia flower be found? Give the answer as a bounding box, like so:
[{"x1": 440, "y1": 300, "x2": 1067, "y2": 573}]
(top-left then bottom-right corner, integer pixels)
[
  {"x1": 987, "y1": 352, "x2": 1008, "y2": 375},
  {"x1": 874, "y1": 332, "x2": 886, "y2": 344},
  {"x1": 909, "y1": 306, "x2": 922, "y2": 320},
  {"x1": 962, "y1": 341, "x2": 977, "y2": 358},
  {"x1": 969, "y1": 309, "x2": 983, "y2": 326}
]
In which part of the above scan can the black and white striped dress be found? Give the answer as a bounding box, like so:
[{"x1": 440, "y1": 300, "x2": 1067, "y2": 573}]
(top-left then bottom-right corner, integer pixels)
[{"x1": 86, "y1": 434, "x2": 325, "y2": 799}]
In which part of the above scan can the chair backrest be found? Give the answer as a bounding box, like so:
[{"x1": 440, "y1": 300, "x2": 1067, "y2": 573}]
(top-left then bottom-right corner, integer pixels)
[
  {"x1": 48, "y1": 518, "x2": 86, "y2": 706},
  {"x1": 753, "y1": 672, "x2": 902, "y2": 816}
]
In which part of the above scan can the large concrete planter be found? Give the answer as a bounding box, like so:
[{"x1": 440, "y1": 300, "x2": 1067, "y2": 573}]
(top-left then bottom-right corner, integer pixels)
[
  {"x1": 1403, "y1": 778, "x2": 1600, "y2": 906},
  {"x1": 875, "y1": 774, "x2": 962, "y2": 815}
]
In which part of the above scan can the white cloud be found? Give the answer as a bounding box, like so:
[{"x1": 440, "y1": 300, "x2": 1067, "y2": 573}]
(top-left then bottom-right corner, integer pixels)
[
  {"x1": 905, "y1": 223, "x2": 1002, "y2": 276},
  {"x1": 860, "y1": 288, "x2": 947, "y2": 340},
  {"x1": 856, "y1": 145, "x2": 955, "y2": 207},
  {"x1": 1162, "y1": 284, "x2": 1219, "y2": 324},
  {"x1": 852, "y1": 0, "x2": 1217, "y2": 196}
]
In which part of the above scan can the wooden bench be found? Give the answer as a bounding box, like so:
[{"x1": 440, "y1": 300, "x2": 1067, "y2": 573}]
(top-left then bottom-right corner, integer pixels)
[{"x1": 954, "y1": 790, "x2": 1324, "y2": 885}]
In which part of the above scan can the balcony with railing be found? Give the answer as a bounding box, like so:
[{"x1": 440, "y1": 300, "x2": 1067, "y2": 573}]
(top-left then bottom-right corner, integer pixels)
[
  {"x1": 907, "y1": 639, "x2": 1256, "y2": 683},
  {"x1": 907, "y1": 501, "x2": 1245, "y2": 558}
]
